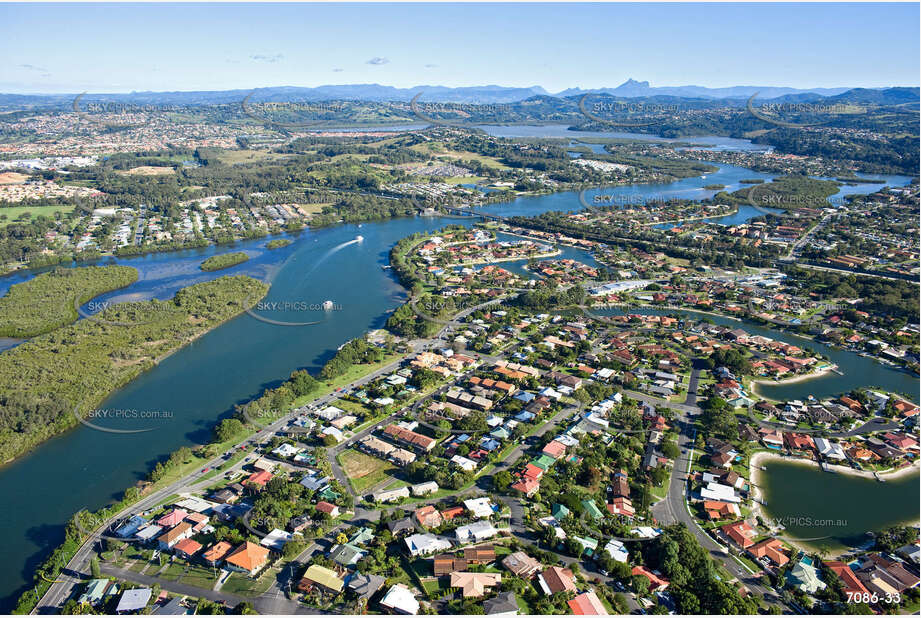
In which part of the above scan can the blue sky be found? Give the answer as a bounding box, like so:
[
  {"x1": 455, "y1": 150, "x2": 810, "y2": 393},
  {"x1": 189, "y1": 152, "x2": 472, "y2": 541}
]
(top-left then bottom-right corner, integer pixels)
[{"x1": 1, "y1": 3, "x2": 918, "y2": 93}]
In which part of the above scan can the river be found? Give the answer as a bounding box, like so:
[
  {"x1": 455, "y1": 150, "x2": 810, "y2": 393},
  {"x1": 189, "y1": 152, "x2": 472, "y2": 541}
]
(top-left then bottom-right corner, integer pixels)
[
  {"x1": 0, "y1": 140, "x2": 914, "y2": 610},
  {"x1": 759, "y1": 459, "x2": 919, "y2": 553}
]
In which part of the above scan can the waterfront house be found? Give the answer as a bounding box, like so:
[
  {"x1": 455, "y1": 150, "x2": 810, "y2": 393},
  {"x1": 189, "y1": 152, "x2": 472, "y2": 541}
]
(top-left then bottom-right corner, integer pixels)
[
  {"x1": 824, "y1": 560, "x2": 869, "y2": 597},
  {"x1": 747, "y1": 538, "x2": 789, "y2": 567},
  {"x1": 789, "y1": 559, "x2": 826, "y2": 594}
]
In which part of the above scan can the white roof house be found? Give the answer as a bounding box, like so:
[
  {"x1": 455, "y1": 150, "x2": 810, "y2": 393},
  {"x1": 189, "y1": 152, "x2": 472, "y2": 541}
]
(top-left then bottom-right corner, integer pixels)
[
  {"x1": 464, "y1": 497, "x2": 495, "y2": 519},
  {"x1": 404, "y1": 533, "x2": 451, "y2": 557},
  {"x1": 321, "y1": 426, "x2": 344, "y2": 442},
  {"x1": 135, "y1": 525, "x2": 163, "y2": 541},
  {"x1": 411, "y1": 481, "x2": 439, "y2": 496},
  {"x1": 451, "y1": 455, "x2": 477, "y2": 472},
  {"x1": 315, "y1": 406, "x2": 343, "y2": 420},
  {"x1": 700, "y1": 482, "x2": 740, "y2": 503},
  {"x1": 272, "y1": 443, "x2": 302, "y2": 458},
  {"x1": 380, "y1": 584, "x2": 420, "y2": 615},
  {"x1": 814, "y1": 437, "x2": 847, "y2": 460},
  {"x1": 455, "y1": 520, "x2": 499, "y2": 543},
  {"x1": 260, "y1": 528, "x2": 293, "y2": 551},
  {"x1": 116, "y1": 588, "x2": 152, "y2": 613},
  {"x1": 604, "y1": 539, "x2": 629, "y2": 563}
]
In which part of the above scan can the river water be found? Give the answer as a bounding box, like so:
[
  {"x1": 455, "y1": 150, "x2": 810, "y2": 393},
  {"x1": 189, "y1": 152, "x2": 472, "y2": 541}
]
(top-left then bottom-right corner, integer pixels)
[{"x1": 0, "y1": 140, "x2": 914, "y2": 609}]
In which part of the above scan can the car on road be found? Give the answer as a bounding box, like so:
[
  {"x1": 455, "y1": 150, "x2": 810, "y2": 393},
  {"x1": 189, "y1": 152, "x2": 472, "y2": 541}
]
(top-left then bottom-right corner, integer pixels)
[{"x1": 201, "y1": 467, "x2": 210, "y2": 473}]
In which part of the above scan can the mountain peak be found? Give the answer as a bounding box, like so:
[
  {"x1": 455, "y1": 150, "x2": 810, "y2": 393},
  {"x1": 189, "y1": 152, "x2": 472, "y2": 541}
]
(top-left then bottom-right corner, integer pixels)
[{"x1": 618, "y1": 78, "x2": 650, "y2": 88}]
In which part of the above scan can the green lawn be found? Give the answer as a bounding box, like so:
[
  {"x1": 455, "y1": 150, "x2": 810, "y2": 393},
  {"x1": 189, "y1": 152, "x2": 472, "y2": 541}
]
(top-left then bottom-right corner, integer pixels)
[
  {"x1": 179, "y1": 565, "x2": 220, "y2": 590},
  {"x1": 220, "y1": 571, "x2": 277, "y2": 597},
  {"x1": 0, "y1": 204, "x2": 76, "y2": 228},
  {"x1": 336, "y1": 449, "x2": 397, "y2": 493}
]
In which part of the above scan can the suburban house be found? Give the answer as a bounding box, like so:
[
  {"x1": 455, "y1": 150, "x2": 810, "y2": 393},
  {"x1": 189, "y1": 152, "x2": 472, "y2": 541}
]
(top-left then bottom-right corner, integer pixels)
[
  {"x1": 455, "y1": 520, "x2": 499, "y2": 543},
  {"x1": 502, "y1": 551, "x2": 542, "y2": 578},
  {"x1": 483, "y1": 591, "x2": 519, "y2": 616},
  {"x1": 536, "y1": 566, "x2": 577, "y2": 595},
  {"x1": 157, "y1": 522, "x2": 193, "y2": 551},
  {"x1": 450, "y1": 571, "x2": 502, "y2": 598},
  {"x1": 631, "y1": 565, "x2": 670, "y2": 591},
  {"x1": 224, "y1": 541, "x2": 270, "y2": 577},
  {"x1": 719, "y1": 521, "x2": 756, "y2": 549},
  {"x1": 568, "y1": 591, "x2": 607, "y2": 615},
  {"x1": 405, "y1": 533, "x2": 452, "y2": 557},
  {"x1": 415, "y1": 506, "x2": 443, "y2": 529},
  {"x1": 298, "y1": 564, "x2": 344, "y2": 594},
  {"x1": 380, "y1": 584, "x2": 420, "y2": 615},
  {"x1": 202, "y1": 541, "x2": 233, "y2": 566},
  {"x1": 315, "y1": 501, "x2": 340, "y2": 518}
]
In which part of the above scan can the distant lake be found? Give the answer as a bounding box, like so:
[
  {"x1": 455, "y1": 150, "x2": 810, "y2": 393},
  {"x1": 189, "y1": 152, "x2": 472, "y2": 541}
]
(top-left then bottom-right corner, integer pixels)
[{"x1": 760, "y1": 459, "x2": 919, "y2": 552}]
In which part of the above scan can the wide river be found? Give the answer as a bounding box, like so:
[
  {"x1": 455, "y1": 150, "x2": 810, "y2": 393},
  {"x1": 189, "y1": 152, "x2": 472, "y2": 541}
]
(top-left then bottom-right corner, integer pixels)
[{"x1": 0, "y1": 135, "x2": 913, "y2": 609}]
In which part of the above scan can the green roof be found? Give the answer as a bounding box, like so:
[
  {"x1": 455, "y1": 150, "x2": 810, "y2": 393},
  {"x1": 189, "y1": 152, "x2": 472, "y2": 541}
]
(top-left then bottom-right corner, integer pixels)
[
  {"x1": 552, "y1": 503, "x2": 570, "y2": 519},
  {"x1": 318, "y1": 487, "x2": 340, "y2": 501},
  {"x1": 349, "y1": 527, "x2": 375, "y2": 545},
  {"x1": 330, "y1": 543, "x2": 365, "y2": 566},
  {"x1": 532, "y1": 454, "x2": 556, "y2": 471},
  {"x1": 582, "y1": 499, "x2": 604, "y2": 519}
]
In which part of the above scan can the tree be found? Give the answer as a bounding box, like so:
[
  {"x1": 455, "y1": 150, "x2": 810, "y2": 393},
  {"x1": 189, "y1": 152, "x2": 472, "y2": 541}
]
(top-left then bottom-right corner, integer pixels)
[{"x1": 662, "y1": 440, "x2": 680, "y2": 460}]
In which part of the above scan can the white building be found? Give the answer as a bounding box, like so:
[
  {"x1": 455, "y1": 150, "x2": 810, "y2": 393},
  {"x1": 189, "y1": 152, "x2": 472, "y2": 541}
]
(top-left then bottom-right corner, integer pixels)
[
  {"x1": 455, "y1": 520, "x2": 499, "y2": 543},
  {"x1": 380, "y1": 584, "x2": 420, "y2": 615},
  {"x1": 464, "y1": 497, "x2": 495, "y2": 519},
  {"x1": 404, "y1": 533, "x2": 451, "y2": 557}
]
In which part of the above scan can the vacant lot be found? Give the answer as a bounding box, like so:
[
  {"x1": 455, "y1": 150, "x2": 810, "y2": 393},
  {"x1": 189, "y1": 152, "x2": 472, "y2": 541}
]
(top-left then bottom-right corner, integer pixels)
[
  {"x1": 117, "y1": 166, "x2": 175, "y2": 176},
  {"x1": 338, "y1": 449, "x2": 395, "y2": 493}
]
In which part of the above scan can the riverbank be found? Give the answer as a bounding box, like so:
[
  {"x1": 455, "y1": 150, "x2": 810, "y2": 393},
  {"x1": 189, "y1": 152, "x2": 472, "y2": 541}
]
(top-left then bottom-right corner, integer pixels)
[
  {"x1": 750, "y1": 365, "x2": 836, "y2": 397},
  {"x1": 750, "y1": 451, "x2": 921, "y2": 484}
]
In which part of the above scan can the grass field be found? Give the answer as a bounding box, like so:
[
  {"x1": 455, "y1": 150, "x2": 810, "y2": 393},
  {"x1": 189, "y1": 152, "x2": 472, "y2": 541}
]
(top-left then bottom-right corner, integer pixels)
[
  {"x1": 215, "y1": 149, "x2": 291, "y2": 165},
  {"x1": 0, "y1": 204, "x2": 76, "y2": 227},
  {"x1": 337, "y1": 449, "x2": 396, "y2": 493}
]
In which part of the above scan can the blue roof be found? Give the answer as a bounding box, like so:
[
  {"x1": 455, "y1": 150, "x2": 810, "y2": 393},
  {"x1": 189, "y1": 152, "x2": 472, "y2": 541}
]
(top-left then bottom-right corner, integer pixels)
[
  {"x1": 515, "y1": 411, "x2": 536, "y2": 422},
  {"x1": 116, "y1": 515, "x2": 149, "y2": 538},
  {"x1": 480, "y1": 438, "x2": 500, "y2": 451},
  {"x1": 515, "y1": 391, "x2": 536, "y2": 403}
]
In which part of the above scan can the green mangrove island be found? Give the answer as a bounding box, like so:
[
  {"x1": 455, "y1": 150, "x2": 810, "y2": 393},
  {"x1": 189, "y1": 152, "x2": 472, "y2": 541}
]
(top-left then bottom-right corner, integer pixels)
[
  {"x1": 200, "y1": 251, "x2": 250, "y2": 271},
  {"x1": 0, "y1": 265, "x2": 138, "y2": 338},
  {"x1": 0, "y1": 275, "x2": 269, "y2": 463}
]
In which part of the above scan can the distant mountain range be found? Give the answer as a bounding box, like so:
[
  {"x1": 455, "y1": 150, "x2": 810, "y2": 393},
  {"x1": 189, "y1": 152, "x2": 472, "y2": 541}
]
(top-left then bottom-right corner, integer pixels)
[{"x1": 1, "y1": 79, "x2": 917, "y2": 108}]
